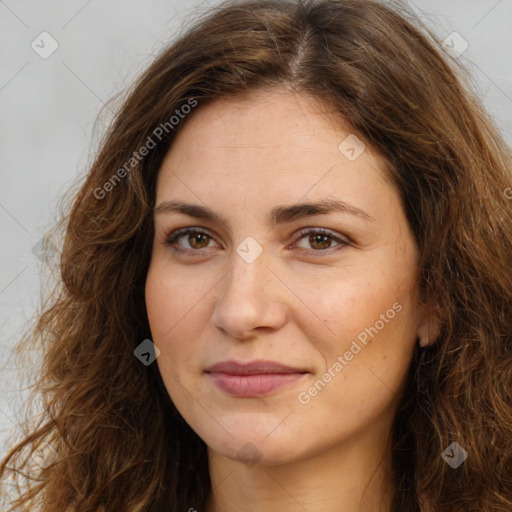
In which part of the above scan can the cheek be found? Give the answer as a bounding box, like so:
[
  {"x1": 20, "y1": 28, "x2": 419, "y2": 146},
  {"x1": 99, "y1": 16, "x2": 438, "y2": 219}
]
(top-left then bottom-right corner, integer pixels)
[
  {"x1": 145, "y1": 267, "x2": 192, "y2": 398},
  {"x1": 304, "y1": 268, "x2": 414, "y2": 336},
  {"x1": 303, "y1": 280, "x2": 415, "y2": 413},
  {"x1": 304, "y1": 270, "x2": 417, "y2": 385},
  {"x1": 145, "y1": 267, "x2": 169, "y2": 337},
  {"x1": 145, "y1": 261, "x2": 212, "y2": 383},
  {"x1": 145, "y1": 261, "x2": 200, "y2": 337}
]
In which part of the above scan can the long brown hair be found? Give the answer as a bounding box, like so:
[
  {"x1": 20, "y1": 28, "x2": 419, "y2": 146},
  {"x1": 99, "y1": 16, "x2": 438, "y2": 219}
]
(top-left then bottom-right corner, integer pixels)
[{"x1": 1, "y1": 0, "x2": 511, "y2": 510}]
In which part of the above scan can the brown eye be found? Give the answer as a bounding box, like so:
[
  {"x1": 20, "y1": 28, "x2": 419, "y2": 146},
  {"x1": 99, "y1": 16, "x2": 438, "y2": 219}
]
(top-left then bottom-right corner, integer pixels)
[
  {"x1": 187, "y1": 232, "x2": 210, "y2": 249},
  {"x1": 165, "y1": 227, "x2": 349, "y2": 256},
  {"x1": 308, "y1": 233, "x2": 334, "y2": 250},
  {"x1": 295, "y1": 228, "x2": 349, "y2": 253},
  {"x1": 165, "y1": 228, "x2": 218, "y2": 252}
]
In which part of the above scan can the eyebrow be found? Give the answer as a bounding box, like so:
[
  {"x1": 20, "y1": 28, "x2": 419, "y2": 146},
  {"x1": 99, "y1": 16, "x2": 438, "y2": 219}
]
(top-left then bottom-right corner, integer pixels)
[{"x1": 154, "y1": 199, "x2": 375, "y2": 228}]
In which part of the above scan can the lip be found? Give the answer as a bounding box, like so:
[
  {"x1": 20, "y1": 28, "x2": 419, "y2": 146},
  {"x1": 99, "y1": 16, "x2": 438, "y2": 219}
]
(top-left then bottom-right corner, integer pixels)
[
  {"x1": 205, "y1": 359, "x2": 307, "y2": 375},
  {"x1": 205, "y1": 359, "x2": 308, "y2": 397}
]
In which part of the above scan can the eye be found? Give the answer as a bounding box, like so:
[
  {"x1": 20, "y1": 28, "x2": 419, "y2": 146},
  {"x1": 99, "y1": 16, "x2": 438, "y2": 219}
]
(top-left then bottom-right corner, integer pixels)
[
  {"x1": 293, "y1": 228, "x2": 349, "y2": 254},
  {"x1": 165, "y1": 228, "x2": 219, "y2": 253},
  {"x1": 164, "y1": 227, "x2": 350, "y2": 255}
]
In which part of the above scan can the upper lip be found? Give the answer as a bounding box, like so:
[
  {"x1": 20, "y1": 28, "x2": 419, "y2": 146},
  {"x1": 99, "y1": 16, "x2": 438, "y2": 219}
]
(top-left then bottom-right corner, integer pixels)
[{"x1": 205, "y1": 359, "x2": 308, "y2": 375}]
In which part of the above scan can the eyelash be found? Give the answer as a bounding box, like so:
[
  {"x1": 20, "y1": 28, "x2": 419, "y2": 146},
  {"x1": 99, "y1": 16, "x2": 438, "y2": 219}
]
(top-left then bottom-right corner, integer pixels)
[{"x1": 164, "y1": 227, "x2": 350, "y2": 256}]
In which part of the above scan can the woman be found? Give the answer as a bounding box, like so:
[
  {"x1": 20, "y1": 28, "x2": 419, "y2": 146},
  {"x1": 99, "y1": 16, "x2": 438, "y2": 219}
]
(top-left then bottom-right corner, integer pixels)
[{"x1": 1, "y1": 0, "x2": 511, "y2": 510}]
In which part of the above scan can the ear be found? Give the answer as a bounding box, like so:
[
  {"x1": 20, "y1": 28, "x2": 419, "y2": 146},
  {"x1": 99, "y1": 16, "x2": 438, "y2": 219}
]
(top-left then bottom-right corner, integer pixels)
[{"x1": 416, "y1": 308, "x2": 441, "y2": 348}]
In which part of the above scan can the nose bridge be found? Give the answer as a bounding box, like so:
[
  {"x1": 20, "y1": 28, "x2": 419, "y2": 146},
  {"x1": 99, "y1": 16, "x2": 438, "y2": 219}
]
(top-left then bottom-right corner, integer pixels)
[
  {"x1": 212, "y1": 241, "x2": 287, "y2": 338},
  {"x1": 221, "y1": 243, "x2": 270, "y2": 309}
]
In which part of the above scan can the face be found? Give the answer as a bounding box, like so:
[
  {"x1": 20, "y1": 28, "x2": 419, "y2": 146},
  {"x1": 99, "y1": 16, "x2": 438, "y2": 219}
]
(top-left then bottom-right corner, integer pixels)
[{"x1": 145, "y1": 87, "x2": 430, "y2": 466}]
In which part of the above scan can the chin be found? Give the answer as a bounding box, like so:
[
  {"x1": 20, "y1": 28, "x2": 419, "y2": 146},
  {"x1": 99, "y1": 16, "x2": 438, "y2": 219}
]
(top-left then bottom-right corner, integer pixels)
[{"x1": 204, "y1": 422, "x2": 304, "y2": 467}]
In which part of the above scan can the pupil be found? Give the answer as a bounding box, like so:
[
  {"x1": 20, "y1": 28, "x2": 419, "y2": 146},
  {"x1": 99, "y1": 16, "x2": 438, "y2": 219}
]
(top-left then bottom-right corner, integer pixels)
[
  {"x1": 311, "y1": 234, "x2": 330, "y2": 249},
  {"x1": 191, "y1": 234, "x2": 208, "y2": 248}
]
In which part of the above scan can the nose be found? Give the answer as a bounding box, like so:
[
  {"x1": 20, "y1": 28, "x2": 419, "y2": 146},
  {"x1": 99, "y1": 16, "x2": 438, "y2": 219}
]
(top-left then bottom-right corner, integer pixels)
[{"x1": 211, "y1": 246, "x2": 288, "y2": 340}]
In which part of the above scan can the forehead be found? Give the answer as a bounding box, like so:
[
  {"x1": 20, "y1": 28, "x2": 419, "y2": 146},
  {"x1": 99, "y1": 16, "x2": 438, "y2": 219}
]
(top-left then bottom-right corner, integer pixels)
[
  {"x1": 158, "y1": 88, "x2": 385, "y2": 181},
  {"x1": 169, "y1": 87, "x2": 357, "y2": 155},
  {"x1": 154, "y1": 87, "x2": 399, "y2": 229}
]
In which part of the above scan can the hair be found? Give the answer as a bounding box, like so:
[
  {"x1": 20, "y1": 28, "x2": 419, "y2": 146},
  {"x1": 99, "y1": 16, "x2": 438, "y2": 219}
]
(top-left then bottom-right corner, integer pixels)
[{"x1": 1, "y1": 0, "x2": 512, "y2": 510}]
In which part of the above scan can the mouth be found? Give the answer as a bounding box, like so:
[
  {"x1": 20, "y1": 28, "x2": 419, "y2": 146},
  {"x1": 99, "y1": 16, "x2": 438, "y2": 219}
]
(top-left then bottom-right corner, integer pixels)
[{"x1": 204, "y1": 359, "x2": 309, "y2": 397}]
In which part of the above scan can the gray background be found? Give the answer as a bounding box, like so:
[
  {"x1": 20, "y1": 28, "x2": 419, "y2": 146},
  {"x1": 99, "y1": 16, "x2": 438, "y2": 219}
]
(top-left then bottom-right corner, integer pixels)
[{"x1": 1, "y1": 0, "x2": 511, "y2": 464}]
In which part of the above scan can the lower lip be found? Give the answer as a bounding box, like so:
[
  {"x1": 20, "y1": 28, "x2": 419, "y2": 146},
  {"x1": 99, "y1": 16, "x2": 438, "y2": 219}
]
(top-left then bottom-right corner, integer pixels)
[{"x1": 207, "y1": 372, "x2": 306, "y2": 397}]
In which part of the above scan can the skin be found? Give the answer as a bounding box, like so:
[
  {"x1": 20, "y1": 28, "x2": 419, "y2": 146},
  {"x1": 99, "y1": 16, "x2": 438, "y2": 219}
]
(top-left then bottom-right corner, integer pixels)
[{"x1": 145, "y1": 86, "x2": 438, "y2": 512}]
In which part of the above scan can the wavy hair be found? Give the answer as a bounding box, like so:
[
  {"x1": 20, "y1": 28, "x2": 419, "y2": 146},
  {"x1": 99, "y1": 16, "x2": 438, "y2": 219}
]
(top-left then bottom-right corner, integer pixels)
[{"x1": 1, "y1": 0, "x2": 512, "y2": 510}]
